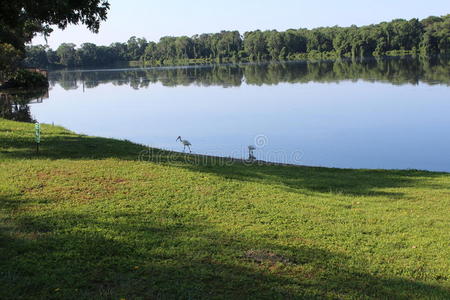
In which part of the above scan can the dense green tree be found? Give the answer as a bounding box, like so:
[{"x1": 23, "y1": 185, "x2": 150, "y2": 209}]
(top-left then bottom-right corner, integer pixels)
[
  {"x1": 143, "y1": 42, "x2": 157, "y2": 62},
  {"x1": 157, "y1": 37, "x2": 177, "y2": 61},
  {"x1": 244, "y1": 30, "x2": 267, "y2": 60},
  {"x1": 420, "y1": 15, "x2": 450, "y2": 55},
  {"x1": 194, "y1": 34, "x2": 214, "y2": 58},
  {"x1": 307, "y1": 29, "x2": 333, "y2": 52},
  {"x1": 0, "y1": 44, "x2": 22, "y2": 82},
  {"x1": 333, "y1": 30, "x2": 352, "y2": 56},
  {"x1": 215, "y1": 31, "x2": 242, "y2": 58},
  {"x1": 0, "y1": 0, "x2": 110, "y2": 82},
  {"x1": 110, "y1": 42, "x2": 128, "y2": 61},
  {"x1": 175, "y1": 36, "x2": 194, "y2": 59},
  {"x1": 56, "y1": 43, "x2": 78, "y2": 67},
  {"x1": 126, "y1": 36, "x2": 148, "y2": 60},
  {"x1": 0, "y1": 0, "x2": 109, "y2": 50},
  {"x1": 283, "y1": 30, "x2": 307, "y2": 55},
  {"x1": 46, "y1": 49, "x2": 59, "y2": 65},
  {"x1": 23, "y1": 45, "x2": 49, "y2": 68},
  {"x1": 266, "y1": 31, "x2": 284, "y2": 59},
  {"x1": 78, "y1": 43, "x2": 98, "y2": 66}
]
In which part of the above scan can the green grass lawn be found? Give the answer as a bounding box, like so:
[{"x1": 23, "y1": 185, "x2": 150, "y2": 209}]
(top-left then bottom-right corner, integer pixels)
[{"x1": 1, "y1": 118, "x2": 449, "y2": 299}]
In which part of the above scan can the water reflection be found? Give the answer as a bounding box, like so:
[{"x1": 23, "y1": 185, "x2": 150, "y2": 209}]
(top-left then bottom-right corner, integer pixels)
[
  {"x1": 49, "y1": 56, "x2": 449, "y2": 90},
  {"x1": 0, "y1": 89, "x2": 48, "y2": 122}
]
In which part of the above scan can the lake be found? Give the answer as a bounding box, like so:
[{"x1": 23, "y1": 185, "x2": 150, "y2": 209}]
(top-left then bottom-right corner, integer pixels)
[{"x1": 27, "y1": 56, "x2": 450, "y2": 172}]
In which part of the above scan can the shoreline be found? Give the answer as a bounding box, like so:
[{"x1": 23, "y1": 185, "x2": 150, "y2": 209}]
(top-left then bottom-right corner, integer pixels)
[{"x1": 1, "y1": 118, "x2": 447, "y2": 174}]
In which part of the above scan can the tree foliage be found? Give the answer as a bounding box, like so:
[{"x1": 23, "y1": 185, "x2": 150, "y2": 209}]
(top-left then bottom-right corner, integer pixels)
[
  {"x1": 0, "y1": 0, "x2": 110, "y2": 82},
  {"x1": 0, "y1": 43, "x2": 23, "y2": 82},
  {"x1": 0, "y1": 0, "x2": 110, "y2": 50},
  {"x1": 24, "y1": 15, "x2": 450, "y2": 69}
]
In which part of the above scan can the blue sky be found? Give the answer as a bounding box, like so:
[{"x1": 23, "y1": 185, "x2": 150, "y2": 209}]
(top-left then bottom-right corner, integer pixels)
[{"x1": 32, "y1": 0, "x2": 450, "y2": 48}]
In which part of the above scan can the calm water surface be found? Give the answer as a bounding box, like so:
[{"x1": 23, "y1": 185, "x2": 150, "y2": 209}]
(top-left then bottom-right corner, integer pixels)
[{"x1": 29, "y1": 57, "x2": 450, "y2": 172}]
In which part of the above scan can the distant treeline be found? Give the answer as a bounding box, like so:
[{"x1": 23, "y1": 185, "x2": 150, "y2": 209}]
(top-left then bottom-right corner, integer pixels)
[
  {"x1": 48, "y1": 56, "x2": 449, "y2": 90},
  {"x1": 26, "y1": 15, "x2": 449, "y2": 68}
]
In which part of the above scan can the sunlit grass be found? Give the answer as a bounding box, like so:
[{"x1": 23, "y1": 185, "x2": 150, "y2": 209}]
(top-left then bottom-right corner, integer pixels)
[{"x1": 0, "y1": 118, "x2": 449, "y2": 299}]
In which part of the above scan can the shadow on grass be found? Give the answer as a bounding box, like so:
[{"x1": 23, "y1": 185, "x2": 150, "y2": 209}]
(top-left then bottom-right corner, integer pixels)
[
  {"x1": 0, "y1": 195, "x2": 449, "y2": 299},
  {"x1": 181, "y1": 161, "x2": 449, "y2": 198},
  {"x1": 0, "y1": 134, "x2": 151, "y2": 161}
]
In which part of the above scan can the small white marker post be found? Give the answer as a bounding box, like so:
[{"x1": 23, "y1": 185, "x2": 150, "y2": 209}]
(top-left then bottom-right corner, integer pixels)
[{"x1": 35, "y1": 122, "x2": 41, "y2": 154}]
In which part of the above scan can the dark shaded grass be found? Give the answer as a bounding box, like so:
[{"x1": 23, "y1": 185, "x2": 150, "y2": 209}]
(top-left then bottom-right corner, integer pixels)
[{"x1": 1, "y1": 199, "x2": 449, "y2": 299}]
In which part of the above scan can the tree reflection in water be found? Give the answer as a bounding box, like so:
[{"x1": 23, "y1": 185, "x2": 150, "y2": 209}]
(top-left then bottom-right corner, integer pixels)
[
  {"x1": 0, "y1": 89, "x2": 48, "y2": 122},
  {"x1": 49, "y1": 56, "x2": 449, "y2": 91}
]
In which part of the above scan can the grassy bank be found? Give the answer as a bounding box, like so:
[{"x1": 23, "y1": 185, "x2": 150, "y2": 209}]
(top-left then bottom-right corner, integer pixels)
[{"x1": 0, "y1": 118, "x2": 449, "y2": 299}]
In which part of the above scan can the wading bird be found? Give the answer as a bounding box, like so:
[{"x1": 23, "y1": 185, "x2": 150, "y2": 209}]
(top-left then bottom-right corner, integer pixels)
[{"x1": 177, "y1": 136, "x2": 192, "y2": 153}]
